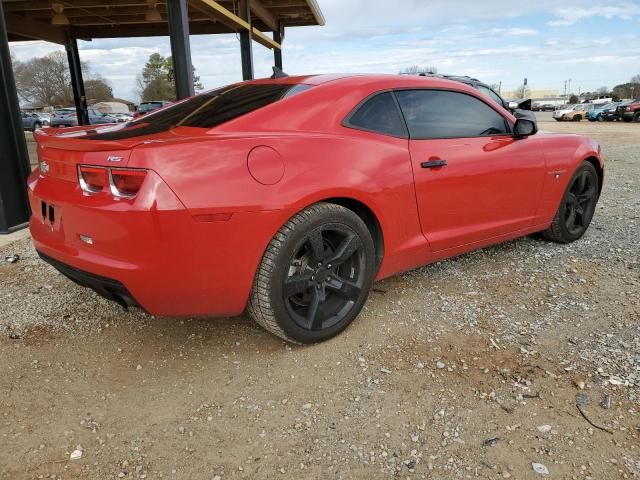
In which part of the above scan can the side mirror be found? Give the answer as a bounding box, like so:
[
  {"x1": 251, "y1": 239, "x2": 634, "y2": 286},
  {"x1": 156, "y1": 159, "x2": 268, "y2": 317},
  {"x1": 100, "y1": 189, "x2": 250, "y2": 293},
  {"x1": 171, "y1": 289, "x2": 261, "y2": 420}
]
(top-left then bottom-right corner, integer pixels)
[{"x1": 514, "y1": 118, "x2": 537, "y2": 138}]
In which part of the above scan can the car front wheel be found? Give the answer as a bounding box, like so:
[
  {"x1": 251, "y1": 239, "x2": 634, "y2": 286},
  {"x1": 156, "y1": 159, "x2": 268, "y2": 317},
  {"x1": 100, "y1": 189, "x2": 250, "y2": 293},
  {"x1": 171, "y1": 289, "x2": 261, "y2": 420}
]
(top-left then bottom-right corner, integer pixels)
[
  {"x1": 248, "y1": 202, "x2": 376, "y2": 344},
  {"x1": 541, "y1": 161, "x2": 599, "y2": 244}
]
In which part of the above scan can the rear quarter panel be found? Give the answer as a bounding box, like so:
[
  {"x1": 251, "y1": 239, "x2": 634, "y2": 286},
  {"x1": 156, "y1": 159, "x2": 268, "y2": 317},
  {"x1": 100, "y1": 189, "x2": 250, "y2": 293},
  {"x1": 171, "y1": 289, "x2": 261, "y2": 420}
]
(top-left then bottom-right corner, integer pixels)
[{"x1": 128, "y1": 130, "x2": 427, "y2": 280}]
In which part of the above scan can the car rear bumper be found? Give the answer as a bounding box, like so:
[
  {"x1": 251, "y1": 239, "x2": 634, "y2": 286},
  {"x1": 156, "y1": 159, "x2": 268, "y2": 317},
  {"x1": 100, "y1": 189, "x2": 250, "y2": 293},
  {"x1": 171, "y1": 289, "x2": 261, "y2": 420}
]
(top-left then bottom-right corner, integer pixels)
[
  {"x1": 38, "y1": 251, "x2": 140, "y2": 309},
  {"x1": 50, "y1": 120, "x2": 78, "y2": 128},
  {"x1": 28, "y1": 169, "x2": 290, "y2": 318}
]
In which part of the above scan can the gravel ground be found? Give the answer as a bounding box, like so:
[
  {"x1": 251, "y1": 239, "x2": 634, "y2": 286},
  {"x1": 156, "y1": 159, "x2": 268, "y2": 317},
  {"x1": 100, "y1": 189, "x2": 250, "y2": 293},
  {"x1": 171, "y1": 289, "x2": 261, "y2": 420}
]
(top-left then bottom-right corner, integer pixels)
[{"x1": 1, "y1": 115, "x2": 639, "y2": 479}]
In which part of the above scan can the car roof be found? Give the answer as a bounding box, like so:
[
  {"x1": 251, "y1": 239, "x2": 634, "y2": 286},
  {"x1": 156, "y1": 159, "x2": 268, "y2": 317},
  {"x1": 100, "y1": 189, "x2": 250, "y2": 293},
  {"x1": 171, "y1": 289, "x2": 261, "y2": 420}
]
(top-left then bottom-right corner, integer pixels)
[{"x1": 243, "y1": 73, "x2": 484, "y2": 93}]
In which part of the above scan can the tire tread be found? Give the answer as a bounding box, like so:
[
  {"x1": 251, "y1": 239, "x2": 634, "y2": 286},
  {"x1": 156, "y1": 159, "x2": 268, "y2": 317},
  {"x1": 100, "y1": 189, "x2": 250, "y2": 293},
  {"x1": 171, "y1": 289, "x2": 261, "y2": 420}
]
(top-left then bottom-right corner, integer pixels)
[{"x1": 247, "y1": 202, "x2": 351, "y2": 343}]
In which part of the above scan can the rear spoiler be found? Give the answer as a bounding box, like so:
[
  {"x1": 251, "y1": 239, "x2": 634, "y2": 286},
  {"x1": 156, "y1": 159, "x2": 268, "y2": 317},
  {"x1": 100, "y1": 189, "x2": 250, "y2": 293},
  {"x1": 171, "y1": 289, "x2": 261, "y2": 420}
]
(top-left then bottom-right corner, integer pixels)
[{"x1": 33, "y1": 127, "x2": 142, "y2": 152}]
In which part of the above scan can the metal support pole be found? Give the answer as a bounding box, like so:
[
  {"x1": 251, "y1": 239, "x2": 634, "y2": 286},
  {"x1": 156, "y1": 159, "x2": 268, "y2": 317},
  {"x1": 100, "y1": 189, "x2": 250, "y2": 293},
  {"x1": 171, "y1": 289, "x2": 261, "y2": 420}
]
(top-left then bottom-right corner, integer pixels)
[
  {"x1": 273, "y1": 23, "x2": 283, "y2": 70},
  {"x1": 65, "y1": 39, "x2": 89, "y2": 125},
  {"x1": 166, "y1": 0, "x2": 194, "y2": 99},
  {"x1": 0, "y1": 0, "x2": 31, "y2": 233},
  {"x1": 239, "y1": 0, "x2": 254, "y2": 80}
]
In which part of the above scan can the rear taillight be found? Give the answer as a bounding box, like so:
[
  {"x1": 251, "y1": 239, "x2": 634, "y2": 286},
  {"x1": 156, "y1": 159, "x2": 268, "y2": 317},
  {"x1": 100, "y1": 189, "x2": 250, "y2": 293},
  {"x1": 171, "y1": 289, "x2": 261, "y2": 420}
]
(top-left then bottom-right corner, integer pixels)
[
  {"x1": 78, "y1": 165, "x2": 108, "y2": 193},
  {"x1": 50, "y1": 112, "x2": 56, "y2": 118},
  {"x1": 78, "y1": 165, "x2": 147, "y2": 199},
  {"x1": 109, "y1": 168, "x2": 147, "y2": 198}
]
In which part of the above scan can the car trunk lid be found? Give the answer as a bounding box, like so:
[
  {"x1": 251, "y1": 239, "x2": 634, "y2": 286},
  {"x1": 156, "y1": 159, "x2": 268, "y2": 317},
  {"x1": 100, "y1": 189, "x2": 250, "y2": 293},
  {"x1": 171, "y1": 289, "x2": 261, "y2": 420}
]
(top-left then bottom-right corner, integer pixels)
[{"x1": 34, "y1": 125, "x2": 208, "y2": 182}]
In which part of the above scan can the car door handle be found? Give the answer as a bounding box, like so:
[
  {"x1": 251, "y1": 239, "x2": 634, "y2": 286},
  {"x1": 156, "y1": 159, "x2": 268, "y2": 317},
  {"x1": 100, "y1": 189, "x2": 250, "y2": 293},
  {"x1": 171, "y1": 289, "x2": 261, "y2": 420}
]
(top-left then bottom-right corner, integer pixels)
[{"x1": 421, "y1": 159, "x2": 448, "y2": 168}]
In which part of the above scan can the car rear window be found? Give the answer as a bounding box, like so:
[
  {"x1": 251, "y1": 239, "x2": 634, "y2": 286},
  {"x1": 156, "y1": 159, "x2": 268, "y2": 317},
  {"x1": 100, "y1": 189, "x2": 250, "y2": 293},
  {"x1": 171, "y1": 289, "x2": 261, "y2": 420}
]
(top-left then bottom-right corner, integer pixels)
[
  {"x1": 81, "y1": 83, "x2": 311, "y2": 140},
  {"x1": 138, "y1": 102, "x2": 164, "y2": 113}
]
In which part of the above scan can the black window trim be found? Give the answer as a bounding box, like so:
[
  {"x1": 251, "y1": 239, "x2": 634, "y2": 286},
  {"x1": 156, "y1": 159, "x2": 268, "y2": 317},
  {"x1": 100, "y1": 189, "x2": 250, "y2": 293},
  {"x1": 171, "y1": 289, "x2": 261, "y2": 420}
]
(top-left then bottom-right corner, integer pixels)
[
  {"x1": 342, "y1": 89, "x2": 409, "y2": 139},
  {"x1": 393, "y1": 87, "x2": 515, "y2": 140}
]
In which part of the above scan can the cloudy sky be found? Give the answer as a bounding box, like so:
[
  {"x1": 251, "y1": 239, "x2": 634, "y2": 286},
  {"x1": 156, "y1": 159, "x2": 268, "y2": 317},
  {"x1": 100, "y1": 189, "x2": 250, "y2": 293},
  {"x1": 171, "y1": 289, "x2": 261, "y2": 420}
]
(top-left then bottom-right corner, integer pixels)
[{"x1": 9, "y1": 0, "x2": 640, "y2": 101}]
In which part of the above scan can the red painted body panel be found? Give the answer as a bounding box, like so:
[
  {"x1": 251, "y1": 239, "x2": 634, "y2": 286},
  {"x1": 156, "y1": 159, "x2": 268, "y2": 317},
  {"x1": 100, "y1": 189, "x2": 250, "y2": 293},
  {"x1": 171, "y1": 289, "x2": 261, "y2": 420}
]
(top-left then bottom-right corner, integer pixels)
[{"x1": 28, "y1": 74, "x2": 603, "y2": 317}]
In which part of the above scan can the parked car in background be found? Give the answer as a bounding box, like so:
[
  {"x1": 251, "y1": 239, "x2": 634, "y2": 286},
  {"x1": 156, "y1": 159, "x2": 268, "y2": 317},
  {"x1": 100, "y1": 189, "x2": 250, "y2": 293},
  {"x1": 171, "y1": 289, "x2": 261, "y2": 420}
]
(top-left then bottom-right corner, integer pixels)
[
  {"x1": 134, "y1": 101, "x2": 171, "y2": 118},
  {"x1": 552, "y1": 104, "x2": 594, "y2": 121},
  {"x1": 34, "y1": 112, "x2": 51, "y2": 126},
  {"x1": 532, "y1": 102, "x2": 556, "y2": 112},
  {"x1": 620, "y1": 99, "x2": 640, "y2": 122},
  {"x1": 587, "y1": 102, "x2": 621, "y2": 122},
  {"x1": 591, "y1": 96, "x2": 613, "y2": 105},
  {"x1": 111, "y1": 113, "x2": 133, "y2": 123},
  {"x1": 50, "y1": 108, "x2": 77, "y2": 124},
  {"x1": 21, "y1": 111, "x2": 45, "y2": 131},
  {"x1": 50, "y1": 108, "x2": 117, "y2": 127}
]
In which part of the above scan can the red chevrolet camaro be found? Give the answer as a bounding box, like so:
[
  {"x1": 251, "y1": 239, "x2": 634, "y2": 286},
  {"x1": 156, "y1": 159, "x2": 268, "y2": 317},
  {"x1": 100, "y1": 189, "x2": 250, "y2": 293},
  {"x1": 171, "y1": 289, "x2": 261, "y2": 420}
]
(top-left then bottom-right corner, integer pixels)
[{"x1": 28, "y1": 74, "x2": 603, "y2": 343}]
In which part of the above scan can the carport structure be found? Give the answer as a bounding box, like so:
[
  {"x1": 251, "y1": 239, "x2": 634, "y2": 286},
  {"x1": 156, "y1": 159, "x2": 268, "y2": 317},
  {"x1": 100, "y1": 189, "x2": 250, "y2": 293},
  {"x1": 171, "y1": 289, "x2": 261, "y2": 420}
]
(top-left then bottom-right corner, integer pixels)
[{"x1": 0, "y1": 0, "x2": 324, "y2": 233}]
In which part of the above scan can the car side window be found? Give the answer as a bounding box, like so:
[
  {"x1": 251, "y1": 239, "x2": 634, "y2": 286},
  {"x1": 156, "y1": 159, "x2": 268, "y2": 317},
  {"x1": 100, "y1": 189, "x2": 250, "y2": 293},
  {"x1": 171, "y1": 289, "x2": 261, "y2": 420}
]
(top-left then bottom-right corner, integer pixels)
[
  {"x1": 395, "y1": 89, "x2": 511, "y2": 139},
  {"x1": 345, "y1": 92, "x2": 407, "y2": 138}
]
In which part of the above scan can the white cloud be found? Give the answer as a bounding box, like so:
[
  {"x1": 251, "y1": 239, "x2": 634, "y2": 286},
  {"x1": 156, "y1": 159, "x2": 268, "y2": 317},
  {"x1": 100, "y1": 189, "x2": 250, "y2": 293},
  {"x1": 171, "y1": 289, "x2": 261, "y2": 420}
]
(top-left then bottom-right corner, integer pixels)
[{"x1": 547, "y1": 3, "x2": 640, "y2": 26}]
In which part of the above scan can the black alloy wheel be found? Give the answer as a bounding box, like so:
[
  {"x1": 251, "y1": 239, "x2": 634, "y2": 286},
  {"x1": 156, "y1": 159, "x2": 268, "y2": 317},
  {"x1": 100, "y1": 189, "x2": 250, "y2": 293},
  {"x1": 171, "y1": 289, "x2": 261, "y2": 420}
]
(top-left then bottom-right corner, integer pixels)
[
  {"x1": 248, "y1": 203, "x2": 376, "y2": 344},
  {"x1": 542, "y1": 161, "x2": 599, "y2": 243},
  {"x1": 564, "y1": 168, "x2": 598, "y2": 236},
  {"x1": 283, "y1": 224, "x2": 366, "y2": 331}
]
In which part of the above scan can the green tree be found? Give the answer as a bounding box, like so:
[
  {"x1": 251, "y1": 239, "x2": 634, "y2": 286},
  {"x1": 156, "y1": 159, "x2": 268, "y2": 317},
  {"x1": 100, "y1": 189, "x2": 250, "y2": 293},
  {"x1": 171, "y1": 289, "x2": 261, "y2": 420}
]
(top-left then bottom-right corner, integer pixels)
[
  {"x1": 569, "y1": 94, "x2": 579, "y2": 104},
  {"x1": 165, "y1": 56, "x2": 204, "y2": 92},
  {"x1": 137, "y1": 53, "x2": 203, "y2": 102},
  {"x1": 85, "y1": 77, "x2": 114, "y2": 103}
]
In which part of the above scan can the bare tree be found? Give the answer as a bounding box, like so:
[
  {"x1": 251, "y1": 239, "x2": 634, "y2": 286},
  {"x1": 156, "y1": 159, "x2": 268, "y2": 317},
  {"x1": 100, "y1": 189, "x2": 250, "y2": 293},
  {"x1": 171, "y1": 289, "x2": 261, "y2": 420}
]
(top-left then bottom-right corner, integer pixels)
[
  {"x1": 399, "y1": 65, "x2": 438, "y2": 75},
  {"x1": 515, "y1": 84, "x2": 531, "y2": 99},
  {"x1": 13, "y1": 51, "x2": 112, "y2": 106}
]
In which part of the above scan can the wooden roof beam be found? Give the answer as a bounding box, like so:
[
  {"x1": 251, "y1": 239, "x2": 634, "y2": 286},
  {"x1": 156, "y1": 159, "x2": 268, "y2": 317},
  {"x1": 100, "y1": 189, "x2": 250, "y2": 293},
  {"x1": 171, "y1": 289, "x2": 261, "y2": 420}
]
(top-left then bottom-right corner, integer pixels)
[
  {"x1": 250, "y1": 0, "x2": 277, "y2": 32},
  {"x1": 4, "y1": 13, "x2": 67, "y2": 44},
  {"x1": 195, "y1": 0, "x2": 281, "y2": 50}
]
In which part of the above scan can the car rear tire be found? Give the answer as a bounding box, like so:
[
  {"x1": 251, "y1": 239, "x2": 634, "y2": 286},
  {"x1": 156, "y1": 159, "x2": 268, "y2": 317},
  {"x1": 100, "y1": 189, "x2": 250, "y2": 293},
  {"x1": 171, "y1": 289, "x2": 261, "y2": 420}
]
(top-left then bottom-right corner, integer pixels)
[
  {"x1": 247, "y1": 202, "x2": 376, "y2": 344},
  {"x1": 541, "y1": 161, "x2": 599, "y2": 244},
  {"x1": 633, "y1": 112, "x2": 640, "y2": 123}
]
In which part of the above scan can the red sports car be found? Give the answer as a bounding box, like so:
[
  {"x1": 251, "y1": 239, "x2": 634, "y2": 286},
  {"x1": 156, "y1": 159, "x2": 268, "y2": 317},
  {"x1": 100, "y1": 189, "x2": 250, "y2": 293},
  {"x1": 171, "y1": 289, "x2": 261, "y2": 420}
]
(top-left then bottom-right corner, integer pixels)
[{"x1": 28, "y1": 74, "x2": 603, "y2": 343}]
